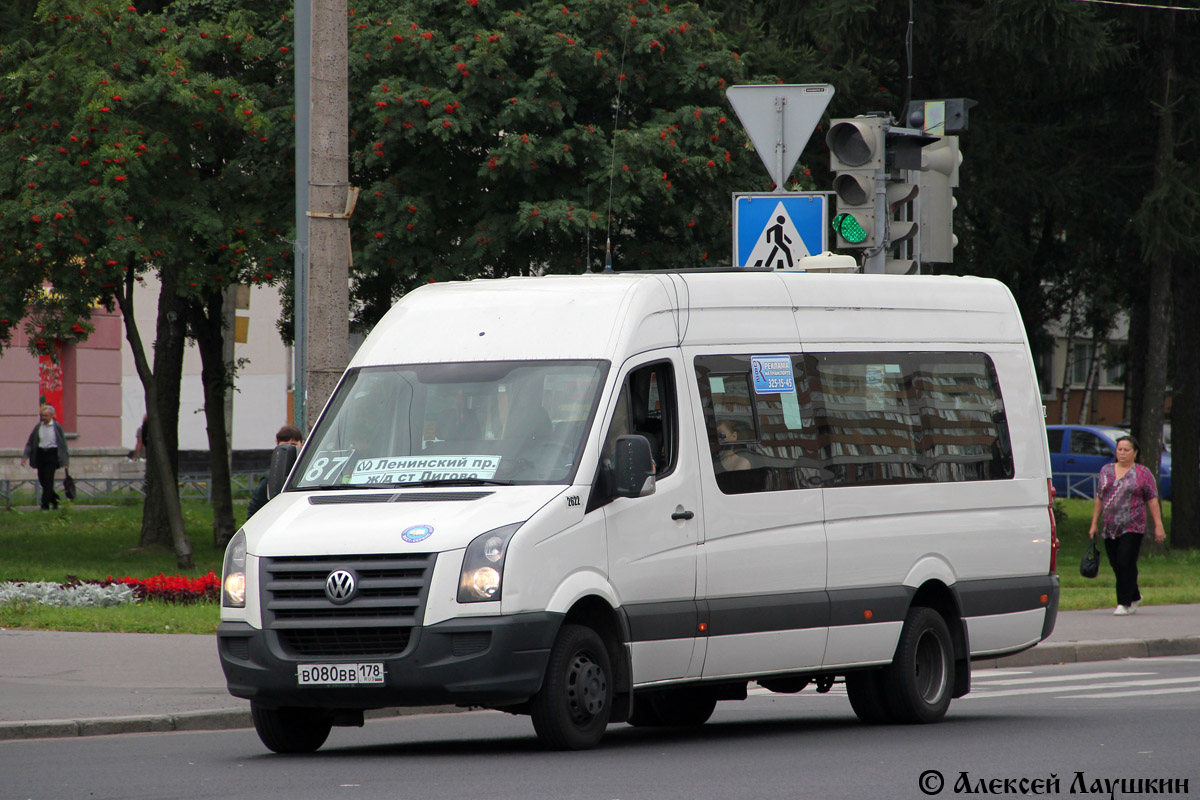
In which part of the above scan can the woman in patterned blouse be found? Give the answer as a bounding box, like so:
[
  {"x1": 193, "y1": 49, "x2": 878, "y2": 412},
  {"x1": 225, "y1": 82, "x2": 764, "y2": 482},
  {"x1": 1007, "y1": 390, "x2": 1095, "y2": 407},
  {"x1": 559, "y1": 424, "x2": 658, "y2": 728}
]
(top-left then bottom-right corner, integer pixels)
[{"x1": 1087, "y1": 435, "x2": 1166, "y2": 616}]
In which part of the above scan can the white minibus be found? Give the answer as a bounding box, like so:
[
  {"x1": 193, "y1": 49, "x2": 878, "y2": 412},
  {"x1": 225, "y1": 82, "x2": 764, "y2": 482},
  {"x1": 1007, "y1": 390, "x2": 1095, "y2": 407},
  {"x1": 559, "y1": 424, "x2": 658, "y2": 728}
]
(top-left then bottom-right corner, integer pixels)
[{"x1": 219, "y1": 270, "x2": 1060, "y2": 752}]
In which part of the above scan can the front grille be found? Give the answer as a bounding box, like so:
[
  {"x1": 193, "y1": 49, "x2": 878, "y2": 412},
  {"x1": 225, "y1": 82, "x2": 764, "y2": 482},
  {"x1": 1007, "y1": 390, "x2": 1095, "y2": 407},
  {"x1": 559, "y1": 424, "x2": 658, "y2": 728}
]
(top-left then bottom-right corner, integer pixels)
[{"x1": 261, "y1": 553, "x2": 435, "y2": 658}]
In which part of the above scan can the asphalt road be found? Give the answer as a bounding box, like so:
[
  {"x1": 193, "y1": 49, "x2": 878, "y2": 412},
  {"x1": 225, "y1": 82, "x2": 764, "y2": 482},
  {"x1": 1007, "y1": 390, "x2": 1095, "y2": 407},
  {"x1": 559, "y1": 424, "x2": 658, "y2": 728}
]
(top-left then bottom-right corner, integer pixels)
[{"x1": 3, "y1": 655, "x2": 1197, "y2": 800}]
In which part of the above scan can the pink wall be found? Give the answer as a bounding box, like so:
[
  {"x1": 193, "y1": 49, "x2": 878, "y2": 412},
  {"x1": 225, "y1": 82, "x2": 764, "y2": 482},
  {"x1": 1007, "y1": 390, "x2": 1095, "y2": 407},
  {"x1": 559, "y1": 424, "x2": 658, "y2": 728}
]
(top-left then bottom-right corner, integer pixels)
[{"x1": 0, "y1": 307, "x2": 124, "y2": 449}]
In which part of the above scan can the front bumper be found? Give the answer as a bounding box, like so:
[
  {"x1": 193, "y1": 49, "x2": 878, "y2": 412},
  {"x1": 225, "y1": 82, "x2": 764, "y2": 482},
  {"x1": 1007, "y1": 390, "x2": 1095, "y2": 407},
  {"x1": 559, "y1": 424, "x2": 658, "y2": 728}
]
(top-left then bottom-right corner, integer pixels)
[{"x1": 218, "y1": 611, "x2": 563, "y2": 710}]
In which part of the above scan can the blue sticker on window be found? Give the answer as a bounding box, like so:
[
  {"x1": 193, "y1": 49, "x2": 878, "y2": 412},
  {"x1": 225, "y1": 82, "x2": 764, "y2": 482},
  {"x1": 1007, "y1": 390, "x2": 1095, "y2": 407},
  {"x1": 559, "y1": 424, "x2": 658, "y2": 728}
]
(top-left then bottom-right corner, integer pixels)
[
  {"x1": 751, "y1": 356, "x2": 795, "y2": 394},
  {"x1": 401, "y1": 524, "x2": 434, "y2": 543}
]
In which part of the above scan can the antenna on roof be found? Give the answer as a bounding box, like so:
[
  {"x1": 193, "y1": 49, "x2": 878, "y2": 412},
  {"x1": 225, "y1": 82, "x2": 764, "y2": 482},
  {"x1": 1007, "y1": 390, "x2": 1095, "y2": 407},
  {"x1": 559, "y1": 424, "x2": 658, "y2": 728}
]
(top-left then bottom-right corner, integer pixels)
[{"x1": 602, "y1": 15, "x2": 632, "y2": 273}]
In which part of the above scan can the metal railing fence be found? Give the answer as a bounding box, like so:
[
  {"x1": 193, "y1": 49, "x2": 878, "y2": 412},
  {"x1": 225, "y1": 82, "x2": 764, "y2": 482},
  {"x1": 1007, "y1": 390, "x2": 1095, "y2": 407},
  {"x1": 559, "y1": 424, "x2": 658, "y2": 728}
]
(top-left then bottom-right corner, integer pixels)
[{"x1": 1, "y1": 470, "x2": 266, "y2": 509}]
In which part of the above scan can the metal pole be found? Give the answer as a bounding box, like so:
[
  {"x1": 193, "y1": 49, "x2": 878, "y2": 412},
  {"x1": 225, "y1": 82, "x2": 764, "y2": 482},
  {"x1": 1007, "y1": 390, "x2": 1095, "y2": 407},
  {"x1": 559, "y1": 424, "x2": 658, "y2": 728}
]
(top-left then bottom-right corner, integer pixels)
[
  {"x1": 293, "y1": 0, "x2": 311, "y2": 434},
  {"x1": 774, "y1": 97, "x2": 786, "y2": 194}
]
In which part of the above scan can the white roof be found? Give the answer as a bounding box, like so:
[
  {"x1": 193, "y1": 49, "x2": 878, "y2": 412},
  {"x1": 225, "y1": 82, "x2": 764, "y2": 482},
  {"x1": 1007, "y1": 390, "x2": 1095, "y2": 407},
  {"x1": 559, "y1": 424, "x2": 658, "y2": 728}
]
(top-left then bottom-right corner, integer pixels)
[{"x1": 349, "y1": 271, "x2": 1027, "y2": 367}]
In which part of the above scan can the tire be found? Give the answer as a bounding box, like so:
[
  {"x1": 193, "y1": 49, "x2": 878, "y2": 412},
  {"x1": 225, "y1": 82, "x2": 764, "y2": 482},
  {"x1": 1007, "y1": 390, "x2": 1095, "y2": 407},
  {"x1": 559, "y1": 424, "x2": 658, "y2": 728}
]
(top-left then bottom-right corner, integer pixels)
[
  {"x1": 845, "y1": 669, "x2": 893, "y2": 725},
  {"x1": 251, "y1": 703, "x2": 333, "y2": 754},
  {"x1": 883, "y1": 606, "x2": 954, "y2": 724},
  {"x1": 530, "y1": 624, "x2": 613, "y2": 750}
]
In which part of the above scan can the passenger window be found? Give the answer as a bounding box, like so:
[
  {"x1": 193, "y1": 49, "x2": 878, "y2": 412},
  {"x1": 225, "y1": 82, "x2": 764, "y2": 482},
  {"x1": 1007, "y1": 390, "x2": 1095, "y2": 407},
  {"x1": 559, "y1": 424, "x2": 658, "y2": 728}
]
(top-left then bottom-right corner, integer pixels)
[
  {"x1": 695, "y1": 355, "x2": 823, "y2": 494},
  {"x1": 602, "y1": 362, "x2": 677, "y2": 478},
  {"x1": 1046, "y1": 429, "x2": 1064, "y2": 453},
  {"x1": 694, "y1": 351, "x2": 1014, "y2": 492},
  {"x1": 812, "y1": 355, "x2": 923, "y2": 486},
  {"x1": 910, "y1": 355, "x2": 1013, "y2": 481}
]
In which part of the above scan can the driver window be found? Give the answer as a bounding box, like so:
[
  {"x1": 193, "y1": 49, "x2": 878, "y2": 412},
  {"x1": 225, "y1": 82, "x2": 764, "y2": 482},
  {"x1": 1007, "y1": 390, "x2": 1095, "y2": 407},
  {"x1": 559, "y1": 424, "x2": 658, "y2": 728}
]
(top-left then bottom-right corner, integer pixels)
[{"x1": 602, "y1": 361, "x2": 676, "y2": 477}]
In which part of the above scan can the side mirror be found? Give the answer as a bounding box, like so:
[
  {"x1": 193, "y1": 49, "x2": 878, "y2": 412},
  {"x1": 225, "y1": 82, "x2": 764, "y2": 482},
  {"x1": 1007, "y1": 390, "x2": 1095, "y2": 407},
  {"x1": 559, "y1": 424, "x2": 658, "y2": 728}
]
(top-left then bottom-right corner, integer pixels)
[
  {"x1": 612, "y1": 435, "x2": 656, "y2": 499},
  {"x1": 267, "y1": 444, "x2": 299, "y2": 500}
]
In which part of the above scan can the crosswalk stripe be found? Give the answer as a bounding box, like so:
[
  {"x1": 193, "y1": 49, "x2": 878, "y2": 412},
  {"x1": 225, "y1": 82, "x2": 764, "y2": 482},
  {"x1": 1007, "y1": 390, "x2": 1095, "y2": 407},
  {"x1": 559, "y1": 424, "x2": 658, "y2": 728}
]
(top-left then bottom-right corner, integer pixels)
[
  {"x1": 973, "y1": 671, "x2": 1152, "y2": 687},
  {"x1": 966, "y1": 676, "x2": 1200, "y2": 699},
  {"x1": 1069, "y1": 686, "x2": 1200, "y2": 699}
]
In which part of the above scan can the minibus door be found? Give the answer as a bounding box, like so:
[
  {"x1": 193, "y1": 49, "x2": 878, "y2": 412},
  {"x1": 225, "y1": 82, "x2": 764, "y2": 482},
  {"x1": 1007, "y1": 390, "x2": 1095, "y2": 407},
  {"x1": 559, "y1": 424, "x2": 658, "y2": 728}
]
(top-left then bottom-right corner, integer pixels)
[{"x1": 599, "y1": 355, "x2": 705, "y2": 683}]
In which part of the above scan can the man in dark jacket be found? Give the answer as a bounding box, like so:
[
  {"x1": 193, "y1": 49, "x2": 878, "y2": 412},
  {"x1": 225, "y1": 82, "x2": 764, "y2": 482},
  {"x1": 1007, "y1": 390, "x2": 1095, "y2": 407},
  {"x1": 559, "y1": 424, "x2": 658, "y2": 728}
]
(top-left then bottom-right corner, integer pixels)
[
  {"x1": 247, "y1": 425, "x2": 304, "y2": 520},
  {"x1": 21, "y1": 405, "x2": 70, "y2": 510}
]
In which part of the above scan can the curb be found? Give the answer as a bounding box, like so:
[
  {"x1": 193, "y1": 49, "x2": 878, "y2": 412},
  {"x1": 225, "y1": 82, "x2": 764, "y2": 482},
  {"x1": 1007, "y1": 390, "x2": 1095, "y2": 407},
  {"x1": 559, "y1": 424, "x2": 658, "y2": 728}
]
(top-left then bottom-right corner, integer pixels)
[
  {"x1": 4, "y1": 638, "x2": 1199, "y2": 741},
  {"x1": 984, "y1": 635, "x2": 1200, "y2": 669},
  {"x1": 0, "y1": 704, "x2": 460, "y2": 742}
]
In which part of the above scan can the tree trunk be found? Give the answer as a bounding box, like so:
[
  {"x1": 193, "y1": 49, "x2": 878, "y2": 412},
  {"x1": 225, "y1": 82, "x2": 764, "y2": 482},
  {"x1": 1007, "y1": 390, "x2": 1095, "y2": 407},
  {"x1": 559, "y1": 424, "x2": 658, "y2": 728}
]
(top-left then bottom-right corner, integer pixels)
[
  {"x1": 1170, "y1": 255, "x2": 1199, "y2": 549},
  {"x1": 117, "y1": 269, "x2": 193, "y2": 569},
  {"x1": 1058, "y1": 297, "x2": 1078, "y2": 425},
  {"x1": 1138, "y1": 252, "x2": 1169, "y2": 493},
  {"x1": 1136, "y1": 22, "x2": 1176, "y2": 552},
  {"x1": 189, "y1": 291, "x2": 238, "y2": 550},
  {"x1": 140, "y1": 267, "x2": 186, "y2": 550},
  {"x1": 1077, "y1": 338, "x2": 1100, "y2": 425}
]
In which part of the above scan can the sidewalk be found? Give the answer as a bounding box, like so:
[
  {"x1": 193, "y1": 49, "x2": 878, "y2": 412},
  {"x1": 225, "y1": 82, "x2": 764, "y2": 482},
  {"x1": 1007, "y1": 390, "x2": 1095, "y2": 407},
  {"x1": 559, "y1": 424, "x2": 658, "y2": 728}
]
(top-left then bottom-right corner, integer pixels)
[{"x1": 2, "y1": 604, "x2": 1199, "y2": 741}]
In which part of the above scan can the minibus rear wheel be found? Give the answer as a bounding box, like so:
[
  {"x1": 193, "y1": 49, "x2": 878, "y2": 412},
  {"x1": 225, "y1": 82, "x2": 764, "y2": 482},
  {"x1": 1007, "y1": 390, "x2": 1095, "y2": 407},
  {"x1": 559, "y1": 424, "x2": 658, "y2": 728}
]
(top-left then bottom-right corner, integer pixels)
[
  {"x1": 530, "y1": 624, "x2": 613, "y2": 749},
  {"x1": 884, "y1": 606, "x2": 953, "y2": 724},
  {"x1": 845, "y1": 669, "x2": 893, "y2": 724},
  {"x1": 251, "y1": 703, "x2": 333, "y2": 753}
]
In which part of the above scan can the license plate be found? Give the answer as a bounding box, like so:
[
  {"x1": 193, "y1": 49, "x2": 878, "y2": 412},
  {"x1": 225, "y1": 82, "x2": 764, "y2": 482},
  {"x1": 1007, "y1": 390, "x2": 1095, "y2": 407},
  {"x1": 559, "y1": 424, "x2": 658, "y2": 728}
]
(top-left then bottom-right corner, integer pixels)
[{"x1": 297, "y1": 663, "x2": 385, "y2": 686}]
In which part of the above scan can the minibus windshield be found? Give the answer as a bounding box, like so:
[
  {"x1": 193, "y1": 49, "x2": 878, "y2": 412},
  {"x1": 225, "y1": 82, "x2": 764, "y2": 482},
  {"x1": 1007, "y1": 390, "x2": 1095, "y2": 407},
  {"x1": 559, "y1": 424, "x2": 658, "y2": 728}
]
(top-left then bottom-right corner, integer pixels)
[{"x1": 292, "y1": 360, "x2": 607, "y2": 489}]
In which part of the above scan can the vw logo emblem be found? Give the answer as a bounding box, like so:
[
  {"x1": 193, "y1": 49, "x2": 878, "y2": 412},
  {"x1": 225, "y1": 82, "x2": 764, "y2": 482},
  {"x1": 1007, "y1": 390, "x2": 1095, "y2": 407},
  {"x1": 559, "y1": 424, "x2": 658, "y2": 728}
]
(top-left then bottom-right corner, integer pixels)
[{"x1": 324, "y1": 569, "x2": 357, "y2": 604}]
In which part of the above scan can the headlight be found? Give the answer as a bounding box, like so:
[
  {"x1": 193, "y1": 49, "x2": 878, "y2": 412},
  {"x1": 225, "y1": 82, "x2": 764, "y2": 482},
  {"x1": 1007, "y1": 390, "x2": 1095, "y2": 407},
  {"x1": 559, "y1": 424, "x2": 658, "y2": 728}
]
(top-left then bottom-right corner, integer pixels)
[
  {"x1": 222, "y1": 530, "x2": 247, "y2": 608},
  {"x1": 458, "y1": 522, "x2": 522, "y2": 603}
]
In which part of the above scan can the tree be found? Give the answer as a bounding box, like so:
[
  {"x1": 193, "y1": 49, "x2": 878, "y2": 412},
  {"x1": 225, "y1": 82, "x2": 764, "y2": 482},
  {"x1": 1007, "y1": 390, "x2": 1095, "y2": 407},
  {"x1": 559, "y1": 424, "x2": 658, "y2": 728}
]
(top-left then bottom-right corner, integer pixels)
[
  {"x1": 0, "y1": 0, "x2": 293, "y2": 561},
  {"x1": 338, "y1": 0, "x2": 764, "y2": 331}
]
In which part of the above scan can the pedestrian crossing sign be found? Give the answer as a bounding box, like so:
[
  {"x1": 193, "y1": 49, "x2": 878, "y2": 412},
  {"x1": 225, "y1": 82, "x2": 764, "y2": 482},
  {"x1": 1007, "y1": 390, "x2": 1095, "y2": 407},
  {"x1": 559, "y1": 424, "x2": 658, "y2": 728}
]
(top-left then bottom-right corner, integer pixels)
[{"x1": 733, "y1": 192, "x2": 829, "y2": 269}]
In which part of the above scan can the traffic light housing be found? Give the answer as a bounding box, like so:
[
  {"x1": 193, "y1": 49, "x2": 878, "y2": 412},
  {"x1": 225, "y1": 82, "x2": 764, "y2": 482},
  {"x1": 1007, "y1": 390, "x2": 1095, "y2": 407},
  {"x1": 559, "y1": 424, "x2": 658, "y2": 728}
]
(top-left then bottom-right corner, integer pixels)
[
  {"x1": 916, "y1": 136, "x2": 961, "y2": 264},
  {"x1": 827, "y1": 117, "x2": 886, "y2": 249}
]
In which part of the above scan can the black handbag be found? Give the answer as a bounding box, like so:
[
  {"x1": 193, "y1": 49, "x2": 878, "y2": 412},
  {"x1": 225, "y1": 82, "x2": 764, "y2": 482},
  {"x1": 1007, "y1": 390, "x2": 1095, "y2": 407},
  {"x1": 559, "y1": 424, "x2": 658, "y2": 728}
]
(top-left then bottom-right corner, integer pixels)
[
  {"x1": 63, "y1": 469, "x2": 76, "y2": 501},
  {"x1": 1080, "y1": 538, "x2": 1100, "y2": 578}
]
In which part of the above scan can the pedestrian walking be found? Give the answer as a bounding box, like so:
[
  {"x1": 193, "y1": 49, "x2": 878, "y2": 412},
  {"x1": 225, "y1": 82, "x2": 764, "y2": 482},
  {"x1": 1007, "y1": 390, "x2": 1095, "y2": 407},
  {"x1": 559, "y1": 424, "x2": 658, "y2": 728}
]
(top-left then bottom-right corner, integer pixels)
[
  {"x1": 20, "y1": 405, "x2": 70, "y2": 510},
  {"x1": 1087, "y1": 434, "x2": 1166, "y2": 616}
]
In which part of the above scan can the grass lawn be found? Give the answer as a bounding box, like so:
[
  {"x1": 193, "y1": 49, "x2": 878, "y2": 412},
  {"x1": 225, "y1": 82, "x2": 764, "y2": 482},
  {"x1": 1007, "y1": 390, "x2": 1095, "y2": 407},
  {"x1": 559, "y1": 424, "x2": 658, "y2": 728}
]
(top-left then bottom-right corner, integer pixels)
[
  {"x1": 0, "y1": 497, "x2": 1195, "y2": 634},
  {"x1": 0, "y1": 500, "x2": 225, "y2": 634}
]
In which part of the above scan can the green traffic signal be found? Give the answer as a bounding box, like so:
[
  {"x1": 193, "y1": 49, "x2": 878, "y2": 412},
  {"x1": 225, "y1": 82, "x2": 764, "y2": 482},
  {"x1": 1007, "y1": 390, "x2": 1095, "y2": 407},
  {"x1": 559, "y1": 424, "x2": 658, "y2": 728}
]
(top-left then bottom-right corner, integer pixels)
[{"x1": 832, "y1": 212, "x2": 868, "y2": 245}]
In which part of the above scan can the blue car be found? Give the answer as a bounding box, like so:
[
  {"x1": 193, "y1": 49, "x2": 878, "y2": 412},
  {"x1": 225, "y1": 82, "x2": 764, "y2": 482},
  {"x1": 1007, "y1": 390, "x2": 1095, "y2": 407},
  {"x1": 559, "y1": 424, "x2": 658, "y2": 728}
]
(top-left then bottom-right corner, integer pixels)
[{"x1": 1046, "y1": 425, "x2": 1172, "y2": 501}]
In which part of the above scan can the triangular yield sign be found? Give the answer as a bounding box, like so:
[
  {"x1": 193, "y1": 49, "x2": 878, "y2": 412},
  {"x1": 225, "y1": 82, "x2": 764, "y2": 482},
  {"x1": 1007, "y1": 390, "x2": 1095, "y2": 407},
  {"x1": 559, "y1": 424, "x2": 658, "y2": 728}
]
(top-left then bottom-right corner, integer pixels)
[{"x1": 726, "y1": 84, "x2": 835, "y2": 189}]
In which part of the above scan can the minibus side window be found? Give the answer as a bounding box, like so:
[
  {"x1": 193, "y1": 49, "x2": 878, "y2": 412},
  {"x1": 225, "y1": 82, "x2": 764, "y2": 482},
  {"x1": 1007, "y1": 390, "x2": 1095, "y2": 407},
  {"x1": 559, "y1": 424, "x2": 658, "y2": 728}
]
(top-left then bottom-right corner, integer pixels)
[
  {"x1": 694, "y1": 355, "x2": 823, "y2": 495},
  {"x1": 810, "y1": 351, "x2": 1014, "y2": 486},
  {"x1": 601, "y1": 362, "x2": 677, "y2": 480},
  {"x1": 694, "y1": 352, "x2": 1015, "y2": 493},
  {"x1": 911, "y1": 354, "x2": 1014, "y2": 481},
  {"x1": 810, "y1": 355, "x2": 923, "y2": 487}
]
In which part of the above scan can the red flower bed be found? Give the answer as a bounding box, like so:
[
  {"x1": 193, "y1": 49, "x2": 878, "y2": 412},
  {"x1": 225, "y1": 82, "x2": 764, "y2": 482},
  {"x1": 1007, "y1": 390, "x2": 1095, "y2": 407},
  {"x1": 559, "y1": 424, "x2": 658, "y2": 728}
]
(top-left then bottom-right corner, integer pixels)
[{"x1": 101, "y1": 571, "x2": 221, "y2": 604}]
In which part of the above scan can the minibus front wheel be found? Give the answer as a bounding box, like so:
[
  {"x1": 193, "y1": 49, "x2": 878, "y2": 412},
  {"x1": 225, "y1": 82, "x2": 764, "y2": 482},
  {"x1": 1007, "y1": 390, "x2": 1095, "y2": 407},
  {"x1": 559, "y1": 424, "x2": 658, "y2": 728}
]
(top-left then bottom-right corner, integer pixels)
[
  {"x1": 530, "y1": 624, "x2": 614, "y2": 750},
  {"x1": 884, "y1": 605, "x2": 953, "y2": 723},
  {"x1": 251, "y1": 703, "x2": 333, "y2": 753}
]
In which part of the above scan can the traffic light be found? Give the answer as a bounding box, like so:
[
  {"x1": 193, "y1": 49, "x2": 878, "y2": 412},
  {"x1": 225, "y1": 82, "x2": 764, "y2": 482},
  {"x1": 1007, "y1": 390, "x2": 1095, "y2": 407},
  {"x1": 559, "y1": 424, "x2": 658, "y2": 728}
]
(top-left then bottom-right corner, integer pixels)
[
  {"x1": 827, "y1": 117, "x2": 886, "y2": 249},
  {"x1": 885, "y1": 174, "x2": 919, "y2": 274},
  {"x1": 916, "y1": 136, "x2": 961, "y2": 264}
]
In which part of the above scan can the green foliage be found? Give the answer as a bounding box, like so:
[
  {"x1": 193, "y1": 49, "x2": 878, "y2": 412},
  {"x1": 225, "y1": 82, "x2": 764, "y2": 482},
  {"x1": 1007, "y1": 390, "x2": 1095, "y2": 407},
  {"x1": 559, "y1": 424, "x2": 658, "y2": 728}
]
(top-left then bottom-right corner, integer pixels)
[
  {"x1": 0, "y1": 0, "x2": 294, "y2": 355},
  {"x1": 342, "y1": 0, "x2": 770, "y2": 329}
]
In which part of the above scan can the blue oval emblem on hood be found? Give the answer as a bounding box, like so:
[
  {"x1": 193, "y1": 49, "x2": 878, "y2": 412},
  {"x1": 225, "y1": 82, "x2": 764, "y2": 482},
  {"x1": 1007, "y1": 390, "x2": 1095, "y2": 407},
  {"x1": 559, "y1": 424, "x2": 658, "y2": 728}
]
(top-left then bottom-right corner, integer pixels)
[{"x1": 401, "y1": 524, "x2": 434, "y2": 543}]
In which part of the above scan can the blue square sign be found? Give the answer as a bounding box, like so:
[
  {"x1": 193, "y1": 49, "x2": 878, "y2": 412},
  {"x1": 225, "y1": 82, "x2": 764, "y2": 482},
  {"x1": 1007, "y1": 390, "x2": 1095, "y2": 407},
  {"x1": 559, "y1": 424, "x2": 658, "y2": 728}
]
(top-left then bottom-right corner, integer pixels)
[{"x1": 733, "y1": 192, "x2": 829, "y2": 269}]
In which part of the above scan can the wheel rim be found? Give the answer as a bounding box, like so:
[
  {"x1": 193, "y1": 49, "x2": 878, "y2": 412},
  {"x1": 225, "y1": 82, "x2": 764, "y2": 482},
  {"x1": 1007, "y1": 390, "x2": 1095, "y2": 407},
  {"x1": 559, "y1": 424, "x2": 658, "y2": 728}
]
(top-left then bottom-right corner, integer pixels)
[
  {"x1": 566, "y1": 652, "x2": 608, "y2": 722},
  {"x1": 913, "y1": 629, "x2": 948, "y2": 704}
]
